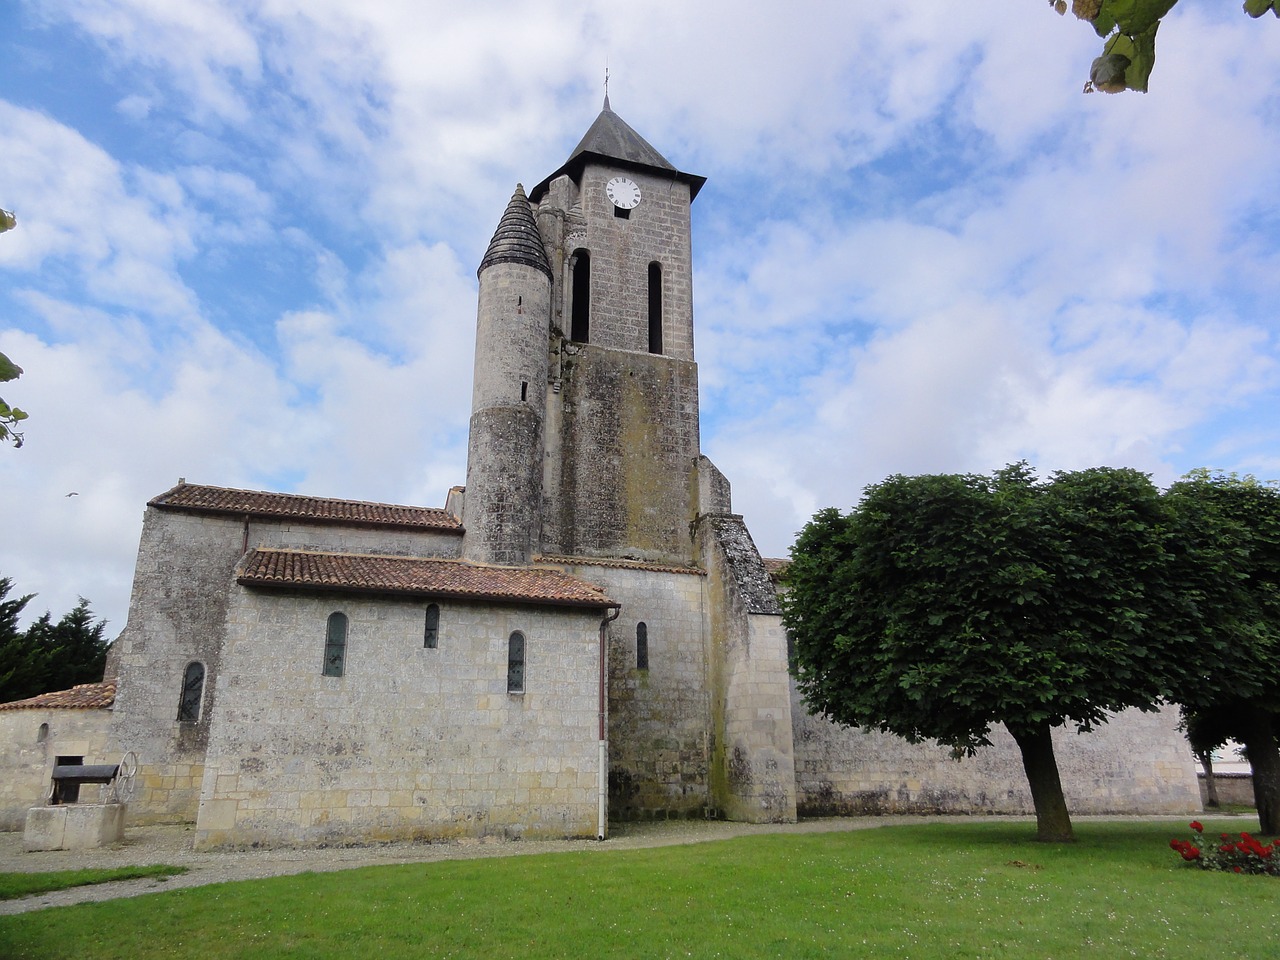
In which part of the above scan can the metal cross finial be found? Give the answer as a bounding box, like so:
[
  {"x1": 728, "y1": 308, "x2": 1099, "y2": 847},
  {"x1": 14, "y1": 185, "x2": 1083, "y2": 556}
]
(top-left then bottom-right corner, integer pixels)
[{"x1": 604, "y1": 64, "x2": 611, "y2": 111}]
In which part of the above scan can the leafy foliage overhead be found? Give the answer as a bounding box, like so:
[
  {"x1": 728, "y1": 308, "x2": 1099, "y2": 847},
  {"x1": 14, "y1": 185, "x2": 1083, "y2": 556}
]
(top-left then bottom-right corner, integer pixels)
[
  {"x1": 1048, "y1": 0, "x2": 1278, "y2": 94},
  {"x1": 0, "y1": 352, "x2": 28, "y2": 449}
]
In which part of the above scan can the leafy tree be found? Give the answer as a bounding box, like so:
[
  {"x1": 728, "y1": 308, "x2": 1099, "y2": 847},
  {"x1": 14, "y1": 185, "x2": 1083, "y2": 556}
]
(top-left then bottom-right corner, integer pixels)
[
  {"x1": 0, "y1": 578, "x2": 110, "y2": 704},
  {"x1": 0, "y1": 352, "x2": 28, "y2": 449},
  {"x1": 1181, "y1": 707, "x2": 1229, "y2": 808},
  {"x1": 1048, "y1": 0, "x2": 1279, "y2": 94},
  {"x1": 23, "y1": 600, "x2": 110, "y2": 695},
  {"x1": 0, "y1": 578, "x2": 40, "y2": 702},
  {"x1": 1164, "y1": 471, "x2": 1280, "y2": 834},
  {"x1": 783, "y1": 463, "x2": 1188, "y2": 842}
]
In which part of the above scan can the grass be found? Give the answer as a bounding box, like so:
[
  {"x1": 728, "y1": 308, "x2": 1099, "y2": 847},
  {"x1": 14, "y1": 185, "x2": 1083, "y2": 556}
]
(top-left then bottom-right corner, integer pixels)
[
  {"x1": 0, "y1": 864, "x2": 186, "y2": 900},
  {"x1": 0, "y1": 820, "x2": 1277, "y2": 959}
]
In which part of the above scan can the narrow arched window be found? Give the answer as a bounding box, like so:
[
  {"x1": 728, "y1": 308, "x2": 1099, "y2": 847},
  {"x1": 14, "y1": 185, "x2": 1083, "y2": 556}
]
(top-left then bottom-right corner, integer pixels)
[
  {"x1": 424, "y1": 604, "x2": 440, "y2": 649},
  {"x1": 570, "y1": 251, "x2": 591, "y2": 343},
  {"x1": 177, "y1": 661, "x2": 205, "y2": 721},
  {"x1": 637, "y1": 622, "x2": 649, "y2": 670},
  {"x1": 507, "y1": 631, "x2": 526, "y2": 694},
  {"x1": 324, "y1": 612, "x2": 348, "y2": 677},
  {"x1": 37, "y1": 722, "x2": 49, "y2": 743},
  {"x1": 648, "y1": 262, "x2": 663, "y2": 355}
]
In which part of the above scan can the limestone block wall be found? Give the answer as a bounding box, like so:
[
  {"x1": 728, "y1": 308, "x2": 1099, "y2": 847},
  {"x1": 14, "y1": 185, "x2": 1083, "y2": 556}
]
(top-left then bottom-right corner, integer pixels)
[
  {"x1": 464, "y1": 255, "x2": 551, "y2": 565},
  {"x1": 109, "y1": 508, "x2": 245, "y2": 823},
  {"x1": 109, "y1": 508, "x2": 468, "y2": 826},
  {"x1": 792, "y1": 693, "x2": 1201, "y2": 816},
  {"x1": 545, "y1": 347, "x2": 700, "y2": 564},
  {"x1": 0, "y1": 707, "x2": 113, "y2": 830},
  {"x1": 194, "y1": 591, "x2": 603, "y2": 848},
  {"x1": 552, "y1": 563, "x2": 713, "y2": 820},
  {"x1": 252, "y1": 522, "x2": 462, "y2": 559},
  {"x1": 699, "y1": 516, "x2": 797, "y2": 823},
  {"x1": 561, "y1": 163, "x2": 694, "y2": 362}
]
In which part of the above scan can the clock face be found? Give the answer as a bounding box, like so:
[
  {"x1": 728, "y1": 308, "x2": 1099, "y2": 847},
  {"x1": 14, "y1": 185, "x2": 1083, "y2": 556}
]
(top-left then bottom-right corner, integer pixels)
[{"x1": 606, "y1": 176, "x2": 642, "y2": 210}]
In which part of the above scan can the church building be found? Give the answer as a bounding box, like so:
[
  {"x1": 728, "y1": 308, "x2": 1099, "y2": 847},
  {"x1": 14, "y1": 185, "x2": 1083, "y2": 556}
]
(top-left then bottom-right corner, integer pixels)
[{"x1": 0, "y1": 100, "x2": 1202, "y2": 846}]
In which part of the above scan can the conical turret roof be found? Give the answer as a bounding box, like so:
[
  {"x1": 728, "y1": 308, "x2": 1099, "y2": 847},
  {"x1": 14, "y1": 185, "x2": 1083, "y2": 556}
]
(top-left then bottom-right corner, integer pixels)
[
  {"x1": 529, "y1": 99, "x2": 705, "y2": 202},
  {"x1": 477, "y1": 183, "x2": 551, "y2": 279}
]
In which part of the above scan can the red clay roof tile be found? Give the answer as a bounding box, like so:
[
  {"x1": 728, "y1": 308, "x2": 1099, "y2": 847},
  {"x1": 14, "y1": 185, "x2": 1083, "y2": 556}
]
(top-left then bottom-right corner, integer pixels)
[
  {"x1": 150, "y1": 483, "x2": 462, "y2": 533},
  {"x1": 0, "y1": 678, "x2": 117, "y2": 711},
  {"x1": 238, "y1": 549, "x2": 616, "y2": 608}
]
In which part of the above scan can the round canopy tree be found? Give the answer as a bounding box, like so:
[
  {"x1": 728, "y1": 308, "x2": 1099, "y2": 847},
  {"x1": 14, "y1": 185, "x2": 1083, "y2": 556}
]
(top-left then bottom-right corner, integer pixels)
[{"x1": 783, "y1": 463, "x2": 1189, "y2": 842}]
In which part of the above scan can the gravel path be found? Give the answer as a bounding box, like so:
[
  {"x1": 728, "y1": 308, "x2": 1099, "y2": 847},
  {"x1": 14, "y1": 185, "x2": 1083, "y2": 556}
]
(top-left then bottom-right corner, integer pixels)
[{"x1": 2, "y1": 812, "x2": 1188, "y2": 916}]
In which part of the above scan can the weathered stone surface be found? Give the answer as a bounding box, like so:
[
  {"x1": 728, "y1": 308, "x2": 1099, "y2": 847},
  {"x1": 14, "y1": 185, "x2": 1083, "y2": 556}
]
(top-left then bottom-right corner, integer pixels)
[
  {"x1": 24, "y1": 803, "x2": 125, "y2": 851},
  {"x1": 0, "y1": 706, "x2": 113, "y2": 830}
]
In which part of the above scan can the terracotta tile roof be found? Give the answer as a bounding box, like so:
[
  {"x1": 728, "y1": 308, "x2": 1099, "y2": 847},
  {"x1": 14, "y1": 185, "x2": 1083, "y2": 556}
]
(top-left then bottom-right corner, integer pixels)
[
  {"x1": 763, "y1": 557, "x2": 790, "y2": 580},
  {"x1": 238, "y1": 549, "x2": 617, "y2": 609},
  {"x1": 0, "y1": 678, "x2": 117, "y2": 712},
  {"x1": 150, "y1": 483, "x2": 463, "y2": 533},
  {"x1": 537, "y1": 555, "x2": 706, "y2": 576}
]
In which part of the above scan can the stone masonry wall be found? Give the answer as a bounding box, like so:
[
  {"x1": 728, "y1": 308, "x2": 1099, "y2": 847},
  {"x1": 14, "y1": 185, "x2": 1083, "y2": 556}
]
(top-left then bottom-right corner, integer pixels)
[
  {"x1": 565, "y1": 164, "x2": 694, "y2": 362},
  {"x1": 699, "y1": 515, "x2": 797, "y2": 823},
  {"x1": 111, "y1": 507, "x2": 472, "y2": 826},
  {"x1": 108, "y1": 509, "x2": 245, "y2": 823},
  {"x1": 791, "y1": 693, "x2": 1201, "y2": 816},
  {"x1": 465, "y1": 256, "x2": 551, "y2": 565},
  {"x1": 549, "y1": 562, "x2": 713, "y2": 820},
  {"x1": 195, "y1": 592, "x2": 603, "y2": 848},
  {"x1": 0, "y1": 707, "x2": 113, "y2": 830},
  {"x1": 548, "y1": 346, "x2": 699, "y2": 564}
]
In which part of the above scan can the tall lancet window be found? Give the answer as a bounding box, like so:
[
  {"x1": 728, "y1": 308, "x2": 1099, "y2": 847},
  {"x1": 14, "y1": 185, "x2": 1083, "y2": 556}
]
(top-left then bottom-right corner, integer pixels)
[
  {"x1": 570, "y1": 251, "x2": 591, "y2": 343},
  {"x1": 648, "y1": 262, "x2": 663, "y2": 355},
  {"x1": 324, "y1": 612, "x2": 348, "y2": 677},
  {"x1": 177, "y1": 661, "x2": 205, "y2": 721}
]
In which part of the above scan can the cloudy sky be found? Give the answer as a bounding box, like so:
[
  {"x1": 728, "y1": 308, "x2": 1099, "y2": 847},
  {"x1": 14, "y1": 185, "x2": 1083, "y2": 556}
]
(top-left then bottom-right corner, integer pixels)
[{"x1": 3, "y1": 2, "x2": 1279, "y2": 637}]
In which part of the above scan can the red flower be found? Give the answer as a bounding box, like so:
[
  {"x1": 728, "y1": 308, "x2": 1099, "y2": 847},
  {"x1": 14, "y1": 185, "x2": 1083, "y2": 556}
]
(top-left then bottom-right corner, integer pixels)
[
  {"x1": 1234, "y1": 866, "x2": 1242, "y2": 873},
  {"x1": 1190, "y1": 821, "x2": 1203, "y2": 833},
  {"x1": 1181, "y1": 847, "x2": 1200, "y2": 861}
]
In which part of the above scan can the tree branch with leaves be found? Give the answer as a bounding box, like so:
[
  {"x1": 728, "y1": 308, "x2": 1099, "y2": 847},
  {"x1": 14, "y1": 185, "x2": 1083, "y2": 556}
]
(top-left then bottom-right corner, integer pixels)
[
  {"x1": 1048, "y1": 0, "x2": 1278, "y2": 94},
  {"x1": 0, "y1": 352, "x2": 28, "y2": 449}
]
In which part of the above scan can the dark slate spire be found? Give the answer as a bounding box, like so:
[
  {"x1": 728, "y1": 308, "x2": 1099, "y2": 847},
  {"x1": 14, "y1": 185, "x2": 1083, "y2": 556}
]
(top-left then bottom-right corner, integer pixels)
[
  {"x1": 528, "y1": 102, "x2": 706, "y2": 203},
  {"x1": 565, "y1": 103, "x2": 676, "y2": 174},
  {"x1": 477, "y1": 183, "x2": 551, "y2": 279}
]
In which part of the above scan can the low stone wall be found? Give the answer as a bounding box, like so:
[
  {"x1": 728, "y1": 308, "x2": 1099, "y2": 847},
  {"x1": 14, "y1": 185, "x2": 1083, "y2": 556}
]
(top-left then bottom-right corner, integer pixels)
[{"x1": 1198, "y1": 772, "x2": 1255, "y2": 808}]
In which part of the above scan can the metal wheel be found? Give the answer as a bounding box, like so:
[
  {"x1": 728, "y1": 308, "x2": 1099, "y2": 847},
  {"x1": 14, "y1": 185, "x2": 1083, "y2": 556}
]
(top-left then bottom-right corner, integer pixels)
[{"x1": 114, "y1": 751, "x2": 139, "y2": 803}]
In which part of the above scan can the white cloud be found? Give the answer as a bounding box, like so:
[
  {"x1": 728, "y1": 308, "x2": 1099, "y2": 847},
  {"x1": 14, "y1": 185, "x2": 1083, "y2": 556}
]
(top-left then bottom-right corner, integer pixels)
[{"x1": 4, "y1": 0, "x2": 1280, "y2": 645}]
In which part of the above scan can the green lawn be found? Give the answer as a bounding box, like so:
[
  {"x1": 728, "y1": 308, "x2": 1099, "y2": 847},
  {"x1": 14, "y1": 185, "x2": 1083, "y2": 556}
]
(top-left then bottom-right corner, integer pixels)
[
  {"x1": 1, "y1": 820, "x2": 1276, "y2": 959},
  {"x1": 0, "y1": 865, "x2": 186, "y2": 901}
]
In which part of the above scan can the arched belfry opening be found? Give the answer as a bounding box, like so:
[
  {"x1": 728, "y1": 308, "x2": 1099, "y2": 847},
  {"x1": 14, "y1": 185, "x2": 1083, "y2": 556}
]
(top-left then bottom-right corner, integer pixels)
[
  {"x1": 570, "y1": 250, "x2": 591, "y2": 343},
  {"x1": 648, "y1": 261, "x2": 663, "y2": 355}
]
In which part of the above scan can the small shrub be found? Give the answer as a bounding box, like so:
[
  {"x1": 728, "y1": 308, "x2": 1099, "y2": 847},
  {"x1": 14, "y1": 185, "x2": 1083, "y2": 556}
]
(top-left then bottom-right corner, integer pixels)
[{"x1": 1170, "y1": 821, "x2": 1279, "y2": 876}]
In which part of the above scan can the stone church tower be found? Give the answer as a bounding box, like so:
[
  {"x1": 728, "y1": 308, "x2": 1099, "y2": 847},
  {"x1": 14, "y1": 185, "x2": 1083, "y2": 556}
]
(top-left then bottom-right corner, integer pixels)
[
  {"x1": 465, "y1": 96, "x2": 709, "y2": 567},
  {"x1": 462, "y1": 98, "x2": 802, "y2": 824}
]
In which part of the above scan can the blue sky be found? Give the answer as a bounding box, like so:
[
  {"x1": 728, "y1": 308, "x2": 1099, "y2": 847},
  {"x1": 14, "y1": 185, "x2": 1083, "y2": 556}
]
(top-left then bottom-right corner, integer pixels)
[{"x1": 3, "y1": 2, "x2": 1279, "y2": 636}]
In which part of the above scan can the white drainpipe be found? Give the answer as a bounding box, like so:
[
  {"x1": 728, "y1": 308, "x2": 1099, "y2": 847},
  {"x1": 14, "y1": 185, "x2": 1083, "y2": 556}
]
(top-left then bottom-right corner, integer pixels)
[{"x1": 598, "y1": 604, "x2": 621, "y2": 840}]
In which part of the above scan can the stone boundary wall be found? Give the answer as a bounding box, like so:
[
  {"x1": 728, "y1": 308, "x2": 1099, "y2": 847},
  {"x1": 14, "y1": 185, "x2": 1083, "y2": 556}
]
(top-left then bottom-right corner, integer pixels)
[
  {"x1": 792, "y1": 693, "x2": 1201, "y2": 816},
  {"x1": 1199, "y1": 772, "x2": 1256, "y2": 808}
]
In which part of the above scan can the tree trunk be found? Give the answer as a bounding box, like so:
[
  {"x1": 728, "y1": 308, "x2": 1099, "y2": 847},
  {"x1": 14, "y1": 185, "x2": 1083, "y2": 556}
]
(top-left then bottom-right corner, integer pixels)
[
  {"x1": 1240, "y1": 708, "x2": 1280, "y2": 836},
  {"x1": 1196, "y1": 750, "x2": 1220, "y2": 808},
  {"x1": 1010, "y1": 722, "x2": 1075, "y2": 842}
]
